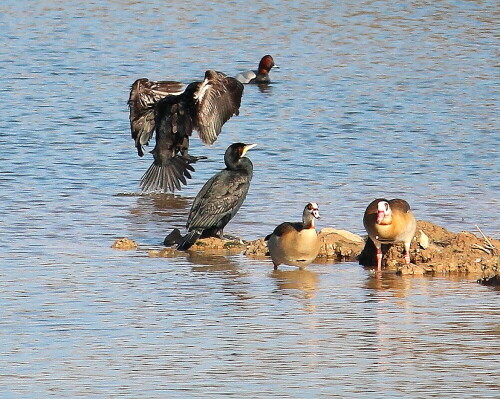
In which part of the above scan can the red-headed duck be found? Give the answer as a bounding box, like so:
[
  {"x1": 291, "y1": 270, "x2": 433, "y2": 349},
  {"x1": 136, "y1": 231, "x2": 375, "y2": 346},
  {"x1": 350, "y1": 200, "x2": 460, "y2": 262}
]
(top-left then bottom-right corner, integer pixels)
[
  {"x1": 265, "y1": 202, "x2": 321, "y2": 270},
  {"x1": 128, "y1": 70, "x2": 244, "y2": 193},
  {"x1": 177, "y1": 143, "x2": 256, "y2": 250},
  {"x1": 235, "y1": 55, "x2": 278, "y2": 84},
  {"x1": 363, "y1": 198, "x2": 417, "y2": 270}
]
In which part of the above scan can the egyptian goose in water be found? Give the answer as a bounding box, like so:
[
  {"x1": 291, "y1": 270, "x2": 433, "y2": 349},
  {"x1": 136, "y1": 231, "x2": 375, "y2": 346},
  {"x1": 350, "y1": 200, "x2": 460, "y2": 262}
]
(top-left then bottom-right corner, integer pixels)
[
  {"x1": 235, "y1": 55, "x2": 278, "y2": 84},
  {"x1": 128, "y1": 70, "x2": 244, "y2": 193},
  {"x1": 176, "y1": 143, "x2": 256, "y2": 251},
  {"x1": 265, "y1": 202, "x2": 321, "y2": 270},
  {"x1": 363, "y1": 198, "x2": 417, "y2": 270}
]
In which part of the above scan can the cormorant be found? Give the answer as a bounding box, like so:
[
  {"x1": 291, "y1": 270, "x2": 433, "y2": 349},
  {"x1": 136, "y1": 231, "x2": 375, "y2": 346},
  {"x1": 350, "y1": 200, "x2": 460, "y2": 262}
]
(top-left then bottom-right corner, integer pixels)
[
  {"x1": 265, "y1": 202, "x2": 321, "y2": 270},
  {"x1": 176, "y1": 143, "x2": 256, "y2": 251},
  {"x1": 363, "y1": 198, "x2": 417, "y2": 270},
  {"x1": 128, "y1": 70, "x2": 244, "y2": 192},
  {"x1": 128, "y1": 78, "x2": 185, "y2": 157},
  {"x1": 235, "y1": 55, "x2": 278, "y2": 84}
]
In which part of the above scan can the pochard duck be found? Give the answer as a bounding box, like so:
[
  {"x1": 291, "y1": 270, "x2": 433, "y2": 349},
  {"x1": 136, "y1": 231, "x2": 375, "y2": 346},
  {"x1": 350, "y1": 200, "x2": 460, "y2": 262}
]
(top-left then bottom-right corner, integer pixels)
[
  {"x1": 235, "y1": 55, "x2": 278, "y2": 84},
  {"x1": 363, "y1": 198, "x2": 417, "y2": 270},
  {"x1": 177, "y1": 143, "x2": 256, "y2": 251},
  {"x1": 265, "y1": 203, "x2": 321, "y2": 270},
  {"x1": 128, "y1": 70, "x2": 244, "y2": 193}
]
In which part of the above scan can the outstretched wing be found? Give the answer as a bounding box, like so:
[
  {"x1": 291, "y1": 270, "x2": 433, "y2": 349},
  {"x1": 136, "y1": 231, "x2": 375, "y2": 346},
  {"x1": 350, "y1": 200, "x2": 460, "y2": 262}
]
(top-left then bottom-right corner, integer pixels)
[
  {"x1": 193, "y1": 70, "x2": 244, "y2": 145},
  {"x1": 186, "y1": 169, "x2": 250, "y2": 230},
  {"x1": 128, "y1": 78, "x2": 185, "y2": 156}
]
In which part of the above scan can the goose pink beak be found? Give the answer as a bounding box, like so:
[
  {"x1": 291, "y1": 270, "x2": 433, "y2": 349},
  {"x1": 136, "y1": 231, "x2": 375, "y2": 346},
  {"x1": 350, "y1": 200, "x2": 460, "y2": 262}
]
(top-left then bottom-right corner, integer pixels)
[{"x1": 376, "y1": 210, "x2": 385, "y2": 224}]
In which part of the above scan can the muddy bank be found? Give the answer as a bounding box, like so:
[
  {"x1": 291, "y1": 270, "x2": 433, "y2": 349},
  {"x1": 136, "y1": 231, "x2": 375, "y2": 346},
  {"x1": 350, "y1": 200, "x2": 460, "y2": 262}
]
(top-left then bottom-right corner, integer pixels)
[
  {"x1": 357, "y1": 221, "x2": 499, "y2": 276},
  {"x1": 246, "y1": 221, "x2": 499, "y2": 277},
  {"x1": 112, "y1": 220, "x2": 499, "y2": 278}
]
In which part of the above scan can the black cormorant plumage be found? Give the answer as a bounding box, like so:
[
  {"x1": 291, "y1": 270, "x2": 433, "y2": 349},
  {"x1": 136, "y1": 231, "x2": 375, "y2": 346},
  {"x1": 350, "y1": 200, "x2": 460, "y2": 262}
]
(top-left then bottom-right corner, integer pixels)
[
  {"x1": 128, "y1": 78, "x2": 185, "y2": 157},
  {"x1": 128, "y1": 70, "x2": 244, "y2": 193},
  {"x1": 176, "y1": 143, "x2": 256, "y2": 251}
]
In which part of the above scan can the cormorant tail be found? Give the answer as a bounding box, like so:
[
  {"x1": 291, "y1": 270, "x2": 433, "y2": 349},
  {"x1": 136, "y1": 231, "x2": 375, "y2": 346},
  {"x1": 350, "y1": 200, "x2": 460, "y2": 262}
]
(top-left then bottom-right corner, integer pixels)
[
  {"x1": 164, "y1": 228, "x2": 182, "y2": 246},
  {"x1": 140, "y1": 156, "x2": 196, "y2": 193},
  {"x1": 176, "y1": 231, "x2": 202, "y2": 251}
]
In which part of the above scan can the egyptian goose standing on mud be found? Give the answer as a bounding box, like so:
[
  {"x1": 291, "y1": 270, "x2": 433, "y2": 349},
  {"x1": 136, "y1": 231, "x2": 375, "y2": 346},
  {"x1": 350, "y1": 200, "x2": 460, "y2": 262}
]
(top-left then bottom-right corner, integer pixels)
[
  {"x1": 265, "y1": 202, "x2": 321, "y2": 270},
  {"x1": 363, "y1": 199, "x2": 417, "y2": 270}
]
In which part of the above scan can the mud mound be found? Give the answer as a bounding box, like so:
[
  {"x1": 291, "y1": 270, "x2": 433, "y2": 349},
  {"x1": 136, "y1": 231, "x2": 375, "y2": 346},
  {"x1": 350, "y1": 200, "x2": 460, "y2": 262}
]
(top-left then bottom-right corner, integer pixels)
[{"x1": 111, "y1": 237, "x2": 138, "y2": 250}]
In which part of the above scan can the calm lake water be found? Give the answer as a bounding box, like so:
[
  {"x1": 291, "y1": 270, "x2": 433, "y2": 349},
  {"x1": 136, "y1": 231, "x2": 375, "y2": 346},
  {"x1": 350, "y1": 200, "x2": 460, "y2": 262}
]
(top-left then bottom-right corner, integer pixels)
[{"x1": 0, "y1": 0, "x2": 499, "y2": 398}]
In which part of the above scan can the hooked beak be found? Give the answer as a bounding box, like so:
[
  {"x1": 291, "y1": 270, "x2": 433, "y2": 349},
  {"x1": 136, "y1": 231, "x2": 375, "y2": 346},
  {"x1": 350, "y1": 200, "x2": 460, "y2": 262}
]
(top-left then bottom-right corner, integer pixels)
[{"x1": 241, "y1": 143, "x2": 257, "y2": 156}]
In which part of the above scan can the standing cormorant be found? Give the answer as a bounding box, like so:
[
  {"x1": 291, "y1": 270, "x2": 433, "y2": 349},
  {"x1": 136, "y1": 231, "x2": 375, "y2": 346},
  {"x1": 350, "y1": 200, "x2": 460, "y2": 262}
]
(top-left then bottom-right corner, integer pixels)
[
  {"x1": 265, "y1": 202, "x2": 321, "y2": 270},
  {"x1": 128, "y1": 70, "x2": 244, "y2": 193},
  {"x1": 235, "y1": 55, "x2": 278, "y2": 84},
  {"x1": 363, "y1": 198, "x2": 417, "y2": 270},
  {"x1": 176, "y1": 143, "x2": 256, "y2": 251}
]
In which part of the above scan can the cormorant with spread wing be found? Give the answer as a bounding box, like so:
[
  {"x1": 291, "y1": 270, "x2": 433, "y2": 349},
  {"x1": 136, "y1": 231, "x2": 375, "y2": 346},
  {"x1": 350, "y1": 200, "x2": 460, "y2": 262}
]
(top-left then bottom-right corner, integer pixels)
[{"x1": 128, "y1": 70, "x2": 244, "y2": 192}]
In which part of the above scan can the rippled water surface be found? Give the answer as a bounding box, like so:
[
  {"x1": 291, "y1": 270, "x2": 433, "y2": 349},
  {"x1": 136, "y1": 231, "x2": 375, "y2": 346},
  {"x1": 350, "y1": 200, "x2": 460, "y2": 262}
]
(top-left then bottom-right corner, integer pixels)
[{"x1": 0, "y1": 1, "x2": 498, "y2": 398}]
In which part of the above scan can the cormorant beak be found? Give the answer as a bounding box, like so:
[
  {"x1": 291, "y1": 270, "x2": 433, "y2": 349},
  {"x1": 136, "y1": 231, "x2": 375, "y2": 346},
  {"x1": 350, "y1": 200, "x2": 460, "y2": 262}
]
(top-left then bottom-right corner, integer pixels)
[{"x1": 241, "y1": 143, "x2": 257, "y2": 156}]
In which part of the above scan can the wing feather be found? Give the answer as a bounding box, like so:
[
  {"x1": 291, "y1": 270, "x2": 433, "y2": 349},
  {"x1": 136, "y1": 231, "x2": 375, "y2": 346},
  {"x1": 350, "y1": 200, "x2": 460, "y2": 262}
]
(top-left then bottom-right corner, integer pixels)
[
  {"x1": 193, "y1": 71, "x2": 244, "y2": 145},
  {"x1": 128, "y1": 78, "x2": 185, "y2": 155},
  {"x1": 186, "y1": 170, "x2": 250, "y2": 230}
]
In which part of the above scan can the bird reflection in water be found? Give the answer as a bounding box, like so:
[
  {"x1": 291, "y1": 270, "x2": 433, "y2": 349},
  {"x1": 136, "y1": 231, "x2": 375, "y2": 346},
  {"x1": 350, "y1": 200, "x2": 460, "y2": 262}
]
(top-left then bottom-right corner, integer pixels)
[
  {"x1": 186, "y1": 253, "x2": 252, "y2": 302},
  {"x1": 186, "y1": 253, "x2": 243, "y2": 276},
  {"x1": 364, "y1": 273, "x2": 417, "y2": 299},
  {"x1": 257, "y1": 83, "x2": 273, "y2": 94},
  {"x1": 130, "y1": 193, "x2": 189, "y2": 218},
  {"x1": 270, "y1": 268, "x2": 319, "y2": 300}
]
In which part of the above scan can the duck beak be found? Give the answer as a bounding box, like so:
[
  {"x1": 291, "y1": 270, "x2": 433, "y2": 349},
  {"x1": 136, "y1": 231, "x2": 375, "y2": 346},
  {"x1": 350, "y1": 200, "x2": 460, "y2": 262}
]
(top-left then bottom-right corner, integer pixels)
[
  {"x1": 241, "y1": 143, "x2": 257, "y2": 156},
  {"x1": 376, "y1": 210, "x2": 385, "y2": 224}
]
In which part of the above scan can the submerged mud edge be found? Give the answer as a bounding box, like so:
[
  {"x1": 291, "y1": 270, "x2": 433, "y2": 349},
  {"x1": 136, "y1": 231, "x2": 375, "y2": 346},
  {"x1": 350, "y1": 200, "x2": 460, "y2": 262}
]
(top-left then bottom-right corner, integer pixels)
[{"x1": 112, "y1": 220, "x2": 499, "y2": 279}]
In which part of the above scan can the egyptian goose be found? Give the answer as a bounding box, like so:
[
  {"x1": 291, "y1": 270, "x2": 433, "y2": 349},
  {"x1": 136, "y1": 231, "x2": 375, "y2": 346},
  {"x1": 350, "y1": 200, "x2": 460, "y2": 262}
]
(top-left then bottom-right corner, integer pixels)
[
  {"x1": 363, "y1": 198, "x2": 417, "y2": 270},
  {"x1": 177, "y1": 143, "x2": 256, "y2": 251},
  {"x1": 128, "y1": 70, "x2": 244, "y2": 193},
  {"x1": 265, "y1": 202, "x2": 321, "y2": 270},
  {"x1": 235, "y1": 55, "x2": 278, "y2": 84}
]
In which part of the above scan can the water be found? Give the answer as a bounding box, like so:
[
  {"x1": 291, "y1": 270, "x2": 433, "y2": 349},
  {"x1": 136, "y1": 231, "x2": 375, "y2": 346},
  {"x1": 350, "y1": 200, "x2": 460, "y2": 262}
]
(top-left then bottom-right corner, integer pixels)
[{"x1": 0, "y1": 0, "x2": 499, "y2": 397}]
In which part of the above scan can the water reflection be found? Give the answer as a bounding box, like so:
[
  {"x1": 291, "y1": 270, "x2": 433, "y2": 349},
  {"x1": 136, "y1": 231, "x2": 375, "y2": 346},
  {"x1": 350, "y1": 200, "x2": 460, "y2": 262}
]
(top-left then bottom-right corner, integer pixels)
[
  {"x1": 187, "y1": 252, "x2": 245, "y2": 277},
  {"x1": 129, "y1": 193, "x2": 190, "y2": 218},
  {"x1": 256, "y1": 82, "x2": 273, "y2": 94},
  {"x1": 186, "y1": 253, "x2": 253, "y2": 303},
  {"x1": 364, "y1": 272, "x2": 414, "y2": 298},
  {"x1": 270, "y1": 268, "x2": 319, "y2": 300}
]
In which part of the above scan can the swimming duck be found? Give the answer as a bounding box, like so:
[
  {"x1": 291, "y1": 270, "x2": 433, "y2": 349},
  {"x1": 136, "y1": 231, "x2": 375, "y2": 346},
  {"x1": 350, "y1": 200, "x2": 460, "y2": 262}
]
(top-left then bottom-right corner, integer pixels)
[
  {"x1": 128, "y1": 70, "x2": 244, "y2": 193},
  {"x1": 265, "y1": 203, "x2": 321, "y2": 270},
  {"x1": 363, "y1": 198, "x2": 417, "y2": 270},
  {"x1": 176, "y1": 143, "x2": 256, "y2": 251},
  {"x1": 235, "y1": 55, "x2": 278, "y2": 84}
]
